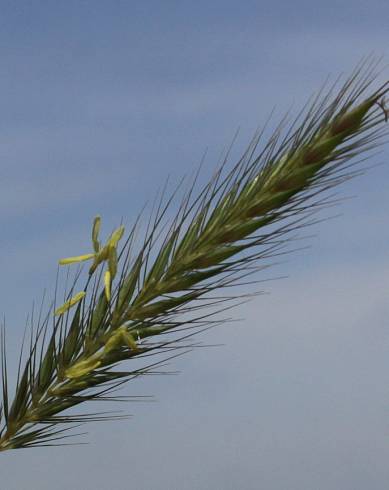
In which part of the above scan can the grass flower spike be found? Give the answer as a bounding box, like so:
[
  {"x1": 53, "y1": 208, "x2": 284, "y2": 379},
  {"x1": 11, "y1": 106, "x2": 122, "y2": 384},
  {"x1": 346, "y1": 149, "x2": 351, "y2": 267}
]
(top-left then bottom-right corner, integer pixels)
[{"x1": 0, "y1": 60, "x2": 388, "y2": 451}]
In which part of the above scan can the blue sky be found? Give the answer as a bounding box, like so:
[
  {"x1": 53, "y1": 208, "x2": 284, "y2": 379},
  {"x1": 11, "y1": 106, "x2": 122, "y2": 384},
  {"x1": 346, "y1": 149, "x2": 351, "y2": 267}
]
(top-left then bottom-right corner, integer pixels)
[{"x1": 0, "y1": 2, "x2": 389, "y2": 489}]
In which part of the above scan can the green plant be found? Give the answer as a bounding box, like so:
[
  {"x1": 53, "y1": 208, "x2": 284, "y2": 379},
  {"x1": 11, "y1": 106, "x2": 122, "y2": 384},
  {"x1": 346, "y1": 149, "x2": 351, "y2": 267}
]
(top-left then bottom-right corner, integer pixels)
[{"x1": 0, "y1": 60, "x2": 388, "y2": 451}]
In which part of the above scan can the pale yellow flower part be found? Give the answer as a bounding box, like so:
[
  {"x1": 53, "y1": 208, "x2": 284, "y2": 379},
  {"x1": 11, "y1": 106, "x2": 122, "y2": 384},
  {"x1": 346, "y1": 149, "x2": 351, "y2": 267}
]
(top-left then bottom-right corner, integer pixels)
[
  {"x1": 92, "y1": 226, "x2": 123, "y2": 275},
  {"x1": 103, "y1": 326, "x2": 138, "y2": 354},
  {"x1": 108, "y1": 225, "x2": 125, "y2": 248},
  {"x1": 88, "y1": 245, "x2": 110, "y2": 274},
  {"x1": 104, "y1": 270, "x2": 111, "y2": 301},
  {"x1": 103, "y1": 328, "x2": 123, "y2": 353},
  {"x1": 54, "y1": 291, "x2": 86, "y2": 316},
  {"x1": 59, "y1": 253, "x2": 95, "y2": 265},
  {"x1": 65, "y1": 356, "x2": 102, "y2": 379},
  {"x1": 108, "y1": 246, "x2": 118, "y2": 279},
  {"x1": 92, "y1": 215, "x2": 101, "y2": 253},
  {"x1": 59, "y1": 218, "x2": 125, "y2": 280},
  {"x1": 122, "y1": 330, "x2": 138, "y2": 351}
]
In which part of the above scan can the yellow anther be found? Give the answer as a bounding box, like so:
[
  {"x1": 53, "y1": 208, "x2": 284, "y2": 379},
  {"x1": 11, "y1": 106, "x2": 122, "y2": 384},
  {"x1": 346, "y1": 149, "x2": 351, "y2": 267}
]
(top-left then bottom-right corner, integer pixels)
[
  {"x1": 54, "y1": 291, "x2": 86, "y2": 316},
  {"x1": 122, "y1": 330, "x2": 138, "y2": 351},
  {"x1": 65, "y1": 356, "x2": 102, "y2": 379},
  {"x1": 92, "y1": 215, "x2": 102, "y2": 253},
  {"x1": 104, "y1": 270, "x2": 112, "y2": 301},
  {"x1": 59, "y1": 253, "x2": 95, "y2": 265},
  {"x1": 103, "y1": 328, "x2": 123, "y2": 354},
  {"x1": 88, "y1": 245, "x2": 110, "y2": 274},
  {"x1": 59, "y1": 217, "x2": 125, "y2": 280},
  {"x1": 108, "y1": 225, "x2": 125, "y2": 248},
  {"x1": 103, "y1": 326, "x2": 138, "y2": 355},
  {"x1": 108, "y1": 246, "x2": 118, "y2": 279}
]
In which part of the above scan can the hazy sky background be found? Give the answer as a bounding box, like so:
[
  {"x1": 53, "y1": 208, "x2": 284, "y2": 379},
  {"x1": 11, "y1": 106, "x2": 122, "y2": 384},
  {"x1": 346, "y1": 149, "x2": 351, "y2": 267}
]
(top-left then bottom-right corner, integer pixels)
[{"x1": 1, "y1": 2, "x2": 389, "y2": 489}]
